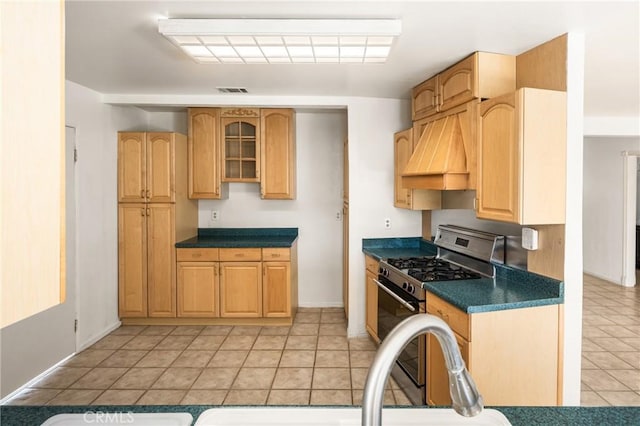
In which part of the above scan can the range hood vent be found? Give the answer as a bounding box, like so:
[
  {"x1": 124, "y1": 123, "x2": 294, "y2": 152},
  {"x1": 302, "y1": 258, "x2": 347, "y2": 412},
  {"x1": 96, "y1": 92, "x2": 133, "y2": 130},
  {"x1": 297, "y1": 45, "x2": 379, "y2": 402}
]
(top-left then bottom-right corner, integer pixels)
[{"x1": 401, "y1": 114, "x2": 470, "y2": 190}]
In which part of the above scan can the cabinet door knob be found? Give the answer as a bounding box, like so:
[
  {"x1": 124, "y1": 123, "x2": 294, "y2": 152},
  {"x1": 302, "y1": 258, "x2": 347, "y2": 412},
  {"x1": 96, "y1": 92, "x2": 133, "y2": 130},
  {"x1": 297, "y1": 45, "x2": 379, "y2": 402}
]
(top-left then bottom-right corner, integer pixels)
[
  {"x1": 146, "y1": 208, "x2": 150, "y2": 216},
  {"x1": 141, "y1": 208, "x2": 145, "y2": 216},
  {"x1": 140, "y1": 189, "x2": 145, "y2": 198},
  {"x1": 146, "y1": 190, "x2": 151, "y2": 198}
]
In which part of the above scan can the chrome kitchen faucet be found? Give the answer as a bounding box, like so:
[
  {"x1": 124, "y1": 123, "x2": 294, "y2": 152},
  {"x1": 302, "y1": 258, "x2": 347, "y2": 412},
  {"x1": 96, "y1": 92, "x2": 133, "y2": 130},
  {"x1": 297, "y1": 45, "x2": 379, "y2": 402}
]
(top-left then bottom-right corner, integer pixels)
[{"x1": 361, "y1": 314, "x2": 483, "y2": 426}]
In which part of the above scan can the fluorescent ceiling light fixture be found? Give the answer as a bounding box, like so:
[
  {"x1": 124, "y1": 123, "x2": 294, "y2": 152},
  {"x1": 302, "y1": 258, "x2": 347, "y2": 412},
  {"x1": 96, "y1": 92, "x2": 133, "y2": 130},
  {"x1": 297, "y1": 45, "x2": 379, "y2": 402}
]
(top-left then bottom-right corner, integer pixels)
[{"x1": 159, "y1": 18, "x2": 400, "y2": 64}]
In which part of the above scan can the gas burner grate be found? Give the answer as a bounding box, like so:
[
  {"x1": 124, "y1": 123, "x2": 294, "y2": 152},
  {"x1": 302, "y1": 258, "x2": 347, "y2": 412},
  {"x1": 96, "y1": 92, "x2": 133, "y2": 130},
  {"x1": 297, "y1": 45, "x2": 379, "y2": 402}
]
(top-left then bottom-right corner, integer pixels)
[{"x1": 385, "y1": 256, "x2": 437, "y2": 270}]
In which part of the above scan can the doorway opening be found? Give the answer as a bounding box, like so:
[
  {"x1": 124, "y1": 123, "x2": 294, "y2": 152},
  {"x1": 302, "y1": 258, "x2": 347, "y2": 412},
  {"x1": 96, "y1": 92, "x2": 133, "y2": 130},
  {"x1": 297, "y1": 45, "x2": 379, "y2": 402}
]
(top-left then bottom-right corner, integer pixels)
[{"x1": 622, "y1": 151, "x2": 639, "y2": 286}]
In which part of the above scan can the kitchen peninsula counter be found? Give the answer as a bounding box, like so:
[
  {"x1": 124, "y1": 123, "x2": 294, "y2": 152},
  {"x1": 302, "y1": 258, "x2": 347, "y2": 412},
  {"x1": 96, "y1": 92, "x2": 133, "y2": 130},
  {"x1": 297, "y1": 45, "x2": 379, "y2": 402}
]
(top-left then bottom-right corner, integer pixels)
[
  {"x1": 2, "y1": 405, "x2": 639, "y2": 426},
  {"x1": 363, "y1": 237, "x2": 563, "y2": 314},
  {"x1": 176, "y1": 228, "x2": 298, "y2": 248}
]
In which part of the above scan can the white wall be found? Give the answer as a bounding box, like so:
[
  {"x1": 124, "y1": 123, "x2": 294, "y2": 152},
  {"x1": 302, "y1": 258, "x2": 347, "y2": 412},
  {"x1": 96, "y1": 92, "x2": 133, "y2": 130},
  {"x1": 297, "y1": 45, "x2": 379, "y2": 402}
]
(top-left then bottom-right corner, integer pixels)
[
  {"x1": 346, "y1": 97, "x2": 422, "y2": 337},
  {"x1": 194, "y1": 111, "x2": 348, "y2": 307},
  {"x1": 66, "y1": 81, "x2": 149, "y2": 348},
  {"x1": 149, "y1": 111, "x2": 188, "y2": 135},
  {"x1": 584, "y1": 136, "x2": 640, "y2": 284},
  {"x1": 146, "y1": 100, "x2": 423, "y2": 322}
]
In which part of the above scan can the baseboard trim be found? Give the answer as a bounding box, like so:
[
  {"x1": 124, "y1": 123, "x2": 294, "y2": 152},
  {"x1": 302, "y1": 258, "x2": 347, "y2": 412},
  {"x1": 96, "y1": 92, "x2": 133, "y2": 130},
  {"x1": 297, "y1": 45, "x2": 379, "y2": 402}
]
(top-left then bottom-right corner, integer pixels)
[
  {"x1": 583, "y1": 270, "x2": 623, "y2": 286},
  {"x1": 0, "y1": 353, "x2": 75, "y2": 404},
  {"x1": 76, "y1": 320, "x2": 122, "y2": 352}
]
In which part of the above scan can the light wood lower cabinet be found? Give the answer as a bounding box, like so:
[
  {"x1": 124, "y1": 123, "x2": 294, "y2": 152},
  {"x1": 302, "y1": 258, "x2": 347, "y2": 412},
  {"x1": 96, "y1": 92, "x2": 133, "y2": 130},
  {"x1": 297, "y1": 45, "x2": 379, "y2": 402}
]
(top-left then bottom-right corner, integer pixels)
[
  {"x1": 177, "y1": 262, "x2": 219, "y2": 318},
  {"x1": 263, "y1": 262, "x2": 291, "y2": 317},
  {"x1": 365, "y1": 255, "x2": 380, "y2": 342},
  {"x1": 119, "y1": 203, "x2": 180, "y2": 318},
  {"x1": 173, "y1": 245, "x2": 298, "y2": 323},
  {"x1": 426, "y1": 292, "x2": 560, "y2": 406},
  {"x1": 220, "y1": 262, "x2": 263, "y2": 318}
]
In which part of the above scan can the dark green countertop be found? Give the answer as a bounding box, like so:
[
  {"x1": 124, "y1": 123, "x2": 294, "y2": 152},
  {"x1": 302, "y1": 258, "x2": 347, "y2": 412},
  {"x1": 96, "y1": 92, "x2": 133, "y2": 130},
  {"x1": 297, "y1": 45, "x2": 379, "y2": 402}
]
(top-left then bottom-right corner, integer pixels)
[
  {"x1": 2, "y1": 405, "x2": 639, "y2": 426},
  {"x1": 176, "y1": 228, "x2": 298, "y2": 248},
  {"x1": 362, "y1": 237, "x2": 563, "y2": 314}
]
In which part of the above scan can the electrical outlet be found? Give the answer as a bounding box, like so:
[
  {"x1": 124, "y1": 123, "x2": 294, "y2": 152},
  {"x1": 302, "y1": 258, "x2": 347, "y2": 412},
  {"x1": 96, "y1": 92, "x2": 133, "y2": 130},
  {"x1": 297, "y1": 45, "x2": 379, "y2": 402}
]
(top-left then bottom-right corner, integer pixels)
[
  {"x1": 336, "y1": 211, "x2": 342, "y2": 221},
  {"x1": 211, "y1": 210, "x2": 219, "y2": 221},
  {"x1": 384, "y1": 218, "x2": 391, "y2": 229}
]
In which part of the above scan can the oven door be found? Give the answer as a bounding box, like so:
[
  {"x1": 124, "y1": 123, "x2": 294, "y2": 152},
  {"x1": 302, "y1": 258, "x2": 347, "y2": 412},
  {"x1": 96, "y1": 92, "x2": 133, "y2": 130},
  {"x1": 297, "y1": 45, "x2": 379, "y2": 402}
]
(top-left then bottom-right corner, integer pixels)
[{"x1": 374, "y1": 276, "x2": 424, "y2": 389}]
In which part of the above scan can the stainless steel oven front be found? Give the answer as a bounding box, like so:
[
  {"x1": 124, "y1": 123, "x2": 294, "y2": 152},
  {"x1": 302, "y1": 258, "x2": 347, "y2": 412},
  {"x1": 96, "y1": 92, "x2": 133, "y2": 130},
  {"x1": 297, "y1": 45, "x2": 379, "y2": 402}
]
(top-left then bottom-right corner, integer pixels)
[{"x1": 374, "y1": 275, "x2": 425, "y2": 404}]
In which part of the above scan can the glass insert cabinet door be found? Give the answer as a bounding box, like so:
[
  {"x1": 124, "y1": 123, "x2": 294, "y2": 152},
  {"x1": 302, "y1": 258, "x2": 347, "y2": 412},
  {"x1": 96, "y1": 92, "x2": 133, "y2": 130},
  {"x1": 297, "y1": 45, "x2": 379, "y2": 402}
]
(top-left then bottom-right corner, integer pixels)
[{"x1": 221, "y1": 115, "x2": 260, "y2": 182}]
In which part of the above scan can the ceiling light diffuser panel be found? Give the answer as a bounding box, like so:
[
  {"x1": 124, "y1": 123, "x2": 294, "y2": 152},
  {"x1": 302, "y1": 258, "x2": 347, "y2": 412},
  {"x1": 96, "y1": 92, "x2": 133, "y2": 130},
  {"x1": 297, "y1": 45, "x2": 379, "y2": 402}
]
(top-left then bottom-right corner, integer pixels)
[{"x1": 159, "y1": 19, "x2": 401, "y2": 64}]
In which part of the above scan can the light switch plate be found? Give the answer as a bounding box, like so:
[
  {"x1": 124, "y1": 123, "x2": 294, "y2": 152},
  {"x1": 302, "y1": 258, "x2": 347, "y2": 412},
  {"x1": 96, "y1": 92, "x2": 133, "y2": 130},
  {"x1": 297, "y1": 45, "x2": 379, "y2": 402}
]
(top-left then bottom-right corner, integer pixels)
[{"x1": 522, "y1": 227, "x2": 539, "y2": 250}]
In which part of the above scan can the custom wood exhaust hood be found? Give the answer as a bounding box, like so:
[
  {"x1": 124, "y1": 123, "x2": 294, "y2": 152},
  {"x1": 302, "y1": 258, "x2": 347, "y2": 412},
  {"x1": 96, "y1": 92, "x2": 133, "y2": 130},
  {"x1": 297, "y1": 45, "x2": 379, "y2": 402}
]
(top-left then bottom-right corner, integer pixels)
[{"x1": 401, "y1": 113, "x2": 471, "y2": 190}]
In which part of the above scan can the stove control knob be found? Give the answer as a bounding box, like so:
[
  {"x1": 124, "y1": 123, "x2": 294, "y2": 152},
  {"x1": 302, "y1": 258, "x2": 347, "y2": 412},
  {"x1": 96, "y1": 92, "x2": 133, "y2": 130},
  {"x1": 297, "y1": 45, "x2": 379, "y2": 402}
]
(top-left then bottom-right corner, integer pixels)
[
  {"x1": 402, "y1": 282, "x2": 408, "y2": 290},
  {"x1": 379, "y1": 267, "x2": 388, "y2": 277},
  {"x1": 407, "y1": 284, "x2": 414, "y2": 293}
]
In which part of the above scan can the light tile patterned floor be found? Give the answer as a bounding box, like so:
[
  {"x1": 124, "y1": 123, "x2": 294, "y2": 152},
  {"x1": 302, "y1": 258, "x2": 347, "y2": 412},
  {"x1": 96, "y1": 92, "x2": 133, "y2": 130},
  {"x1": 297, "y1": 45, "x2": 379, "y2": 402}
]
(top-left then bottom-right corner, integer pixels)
[
  {"x1": 581, "y1": 272, "x2": 640, "y2": 406},
  {"x1": 10, "y1": 274, "x2": 639, "y2": 408},
  {"x1": 5, "y1": 308, "x2": 410, "y2": 406}
]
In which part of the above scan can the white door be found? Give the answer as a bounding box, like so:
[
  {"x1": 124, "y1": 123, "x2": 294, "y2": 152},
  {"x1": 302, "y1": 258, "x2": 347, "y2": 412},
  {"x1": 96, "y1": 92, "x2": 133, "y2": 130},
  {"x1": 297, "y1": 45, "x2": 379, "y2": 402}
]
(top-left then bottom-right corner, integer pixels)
[{"x1": 65, "y1": 125, "x2": 78, "y2": 345}]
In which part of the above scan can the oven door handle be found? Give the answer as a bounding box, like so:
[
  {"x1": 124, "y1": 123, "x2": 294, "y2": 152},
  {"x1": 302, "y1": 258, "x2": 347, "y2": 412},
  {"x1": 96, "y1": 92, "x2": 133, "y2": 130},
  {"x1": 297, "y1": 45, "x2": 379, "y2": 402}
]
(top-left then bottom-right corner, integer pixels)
[{"x1": 373, "y1": 279, "x2": 417, "y2": 313}]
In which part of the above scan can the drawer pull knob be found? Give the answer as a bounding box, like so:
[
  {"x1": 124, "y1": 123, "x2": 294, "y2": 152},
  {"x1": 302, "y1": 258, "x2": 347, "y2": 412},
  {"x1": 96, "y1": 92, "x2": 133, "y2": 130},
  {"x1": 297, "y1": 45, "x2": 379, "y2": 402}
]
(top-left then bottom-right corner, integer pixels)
[
  {"x1": 193, "y1": 253, "x2": 202, "y2": 258},
  {"x1": 235, "y1": 253, "x2": 244, "y2": 257}
]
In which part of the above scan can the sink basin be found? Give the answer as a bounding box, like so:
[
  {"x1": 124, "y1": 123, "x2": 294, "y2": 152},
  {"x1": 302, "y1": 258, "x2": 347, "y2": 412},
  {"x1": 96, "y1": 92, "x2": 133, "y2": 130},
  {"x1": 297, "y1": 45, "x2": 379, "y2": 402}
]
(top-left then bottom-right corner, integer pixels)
[
  {"x1": 41, "y1": 413, "x2": 193, "y2": 426},
  {"x1": 194, "y1": 407, "x2": 511, "y2": 425}
]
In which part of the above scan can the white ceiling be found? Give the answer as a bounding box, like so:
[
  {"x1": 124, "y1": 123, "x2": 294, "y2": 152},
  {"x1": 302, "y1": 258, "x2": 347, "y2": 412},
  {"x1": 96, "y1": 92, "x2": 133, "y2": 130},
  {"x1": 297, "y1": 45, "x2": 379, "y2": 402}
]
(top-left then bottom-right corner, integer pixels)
[{"x1": 66, "y1": 1, "x2": 640, "y2": 117}]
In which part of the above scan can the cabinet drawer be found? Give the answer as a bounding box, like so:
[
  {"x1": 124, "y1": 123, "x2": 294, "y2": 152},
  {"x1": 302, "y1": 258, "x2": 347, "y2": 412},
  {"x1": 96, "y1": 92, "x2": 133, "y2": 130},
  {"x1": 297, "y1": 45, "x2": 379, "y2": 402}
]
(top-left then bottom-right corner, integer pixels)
[
  {"x1": 262, "y1": 248, "x2": 290, "y2": 261},
  {"x1": 427, "y1": 293, "x2": 470, "y2": 340},
  {"x1": 220, "y1": 248, "x2": 262, "y2": 261},
  {"x1": 176, "y1": 248, "x2": 219, "y2": 262},
  {"x1": 365, "y1": 255, "x2": 379, "y2": 274}
]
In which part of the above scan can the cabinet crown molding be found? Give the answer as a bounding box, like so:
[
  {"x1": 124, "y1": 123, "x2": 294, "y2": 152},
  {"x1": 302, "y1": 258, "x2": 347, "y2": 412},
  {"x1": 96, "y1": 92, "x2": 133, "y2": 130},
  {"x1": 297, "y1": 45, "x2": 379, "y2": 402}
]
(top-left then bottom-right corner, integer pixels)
[{"x1": 220, "y1": 108, "x2": 260, "y2": 118}]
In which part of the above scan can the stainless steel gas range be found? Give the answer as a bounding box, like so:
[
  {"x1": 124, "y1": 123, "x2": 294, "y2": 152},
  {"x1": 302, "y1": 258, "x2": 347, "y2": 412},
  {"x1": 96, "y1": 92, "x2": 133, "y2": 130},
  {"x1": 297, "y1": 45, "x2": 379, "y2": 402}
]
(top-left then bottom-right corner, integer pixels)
[{"x1": 374, "y1": 225, "x2": 518, "y2": 405}]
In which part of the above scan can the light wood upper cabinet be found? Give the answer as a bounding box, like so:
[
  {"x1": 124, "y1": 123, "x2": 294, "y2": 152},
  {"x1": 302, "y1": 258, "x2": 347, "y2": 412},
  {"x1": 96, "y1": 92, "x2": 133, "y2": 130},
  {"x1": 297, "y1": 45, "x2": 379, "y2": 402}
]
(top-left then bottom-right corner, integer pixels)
[
  {"x1": 219, "y1": 262, "x2": 262, "y2": 317},
  {"x1": 221, "y1": 108, "x2": 260, "y2": 183},
  {"x1": 263, "y1": 261, "x2": 291, "y2": 317},
  {"x1": 394, "y1": 128, "x2": 442, "y2": 210},
  {"x1": 261, "y1": 109, "x2": 296, "y2": 199},
  {"x1": 177, "y1": 261, "x2": 219, "y2": 318},
  {"x1": 412, "y1": 52, "x2": 515, "y2": 121},
  {"x1": 186, "y1": 107, "x2": 296, "y2": 199},
  {"x1": 118, "y1": 133, "x2": 176, "y2": 203},
  {"x1": 477, "y1": 88, "x2": 566, "y2": 224},
  {"x1": 188, "y1": 108, "x2": 225, "y2": 199},
  {"x1": 411, "y1": 76, "x2": 439, "y2": 120},
  {"x1": 147, "y1": 133, "x2": 175, "y2": 203},
  {"x1": 118, "y1": 133, "x2": 146, "y2": 202},
  {"x1": 438, "y1": 54, "x2": 476, "y2": 112}
]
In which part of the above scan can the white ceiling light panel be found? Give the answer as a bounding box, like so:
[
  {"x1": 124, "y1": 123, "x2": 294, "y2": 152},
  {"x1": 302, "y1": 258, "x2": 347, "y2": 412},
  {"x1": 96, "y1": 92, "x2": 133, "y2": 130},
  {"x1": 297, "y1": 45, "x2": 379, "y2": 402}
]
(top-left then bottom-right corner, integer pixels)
[{"x1": 159, "y1": 18, "x2": 400, "y2": 64}]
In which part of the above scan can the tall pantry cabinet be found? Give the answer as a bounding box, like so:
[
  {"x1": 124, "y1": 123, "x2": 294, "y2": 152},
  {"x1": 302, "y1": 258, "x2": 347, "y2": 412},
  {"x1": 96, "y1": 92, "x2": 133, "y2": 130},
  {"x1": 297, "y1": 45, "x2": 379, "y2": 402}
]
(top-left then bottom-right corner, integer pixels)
[{"x1": 118, "y1": 132, "x2": 197, "y2": 318}]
